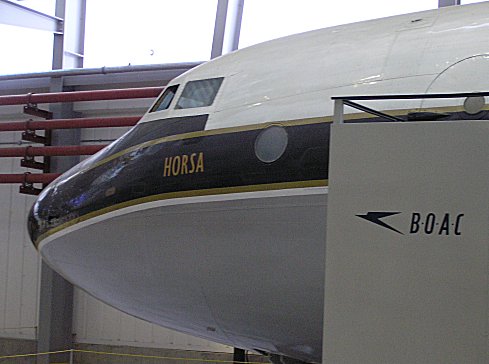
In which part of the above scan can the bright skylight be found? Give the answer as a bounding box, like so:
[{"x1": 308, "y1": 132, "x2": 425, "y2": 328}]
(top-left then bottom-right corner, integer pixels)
[
  {"x1": 0, "y1": 0, "x2": 476, "y2": 75},
  {"x1": 83, "y1": 0, "x2": 218, "y2": 68},
  {"x1": 239, "y1": 0, "x2": 439, "y2": 48},
  {"x1": 0, "y1": 24, "x2": 53, "y2": 75}
]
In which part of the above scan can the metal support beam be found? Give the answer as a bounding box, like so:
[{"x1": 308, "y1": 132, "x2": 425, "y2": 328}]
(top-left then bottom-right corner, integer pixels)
[
  {"x1": 0, "y1": 0, "x2": 63, "y2": 33},
  {"x1": 333, "y1": 99, "x2": 344, "y2": 124},
  {"x1": 37, "y1": 76, "x2": 78, "y2": 364},
  {"x1": 227, "y1": 0, "x2": 244, "y2": 52},
  {"x1": 438, "y1": 0, "x2": 460, "y2": 7},
  {"x1": 53, "y1": 0, "x2": 86, "y2": 69},
  {"x1": 63, "y1": 0, "x2": 86, "y2": 68},
  {"x1": 211, "y1": 0, "x2": 244, "y2": 59},
  {"x1": 211, "y1": 0, "x2": 229, "y2": 59},
  {"x1": 37, "y1": 262, "x2": 74, "y2": 364}
]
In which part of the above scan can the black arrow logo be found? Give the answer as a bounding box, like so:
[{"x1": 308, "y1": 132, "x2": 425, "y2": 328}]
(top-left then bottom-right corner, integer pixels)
[{"x1": 356, "y1": 212, "x2": 403, "y2": 235}]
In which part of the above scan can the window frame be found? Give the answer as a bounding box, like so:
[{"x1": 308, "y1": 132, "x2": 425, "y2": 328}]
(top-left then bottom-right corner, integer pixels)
[
  {"x1": 149, "y1": 84, "x2": 180, "y2": 113},
  {"x1": 175, "y1": 77, "x2": 224, "y2": 110}
]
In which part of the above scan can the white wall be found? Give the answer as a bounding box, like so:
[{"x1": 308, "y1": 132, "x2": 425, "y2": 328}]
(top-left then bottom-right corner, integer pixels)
[{"x1": 0, "y1": 131, "x2": 40, "y2": 341}]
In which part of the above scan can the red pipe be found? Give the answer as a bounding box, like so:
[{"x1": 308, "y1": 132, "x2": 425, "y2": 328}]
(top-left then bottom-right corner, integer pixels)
[
  {"x1": 0, "y1": 87, "x2": 163, "y2": 106},
  {"x1": 0, "y1": 116, "x2": 140, "y2": 131},
  {"x1": 0, "y1": 173, "x2": 61, "y2": 184},
  {"x1": 0, "y1": 145, "x2": 107, "y2": 157}
]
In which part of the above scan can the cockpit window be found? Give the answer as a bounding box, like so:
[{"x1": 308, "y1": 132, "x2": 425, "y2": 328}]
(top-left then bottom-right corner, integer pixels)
[
  {"x1": 150, "y1": 84, "x2": 179, "y2": 112},
  {"x1": 175, "y1": 77, "x2": 223, "y2": 109}
]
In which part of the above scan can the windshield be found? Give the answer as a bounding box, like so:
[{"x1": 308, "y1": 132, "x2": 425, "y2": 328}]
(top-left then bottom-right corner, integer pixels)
[
  {"x1": 150, "y1": 84, "x2": 179, "y2": 112},
  {"x1": 175, "y1": 77, "x2": 223, "y2": 109}
]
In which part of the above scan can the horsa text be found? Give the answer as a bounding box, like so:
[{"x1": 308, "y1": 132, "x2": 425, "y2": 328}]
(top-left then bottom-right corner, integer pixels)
[{"x1": 163, "y1": 152, "x2": 204, "y2": 177}]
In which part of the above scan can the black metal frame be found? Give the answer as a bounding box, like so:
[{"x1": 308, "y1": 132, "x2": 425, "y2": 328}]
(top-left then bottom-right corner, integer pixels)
[{"x1": 332, "y1": 91, "x2": 489, "y2": 123}]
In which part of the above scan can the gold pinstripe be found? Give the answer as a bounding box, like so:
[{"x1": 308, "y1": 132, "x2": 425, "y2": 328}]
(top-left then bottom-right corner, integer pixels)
[
  {"x1": 90, "y1": 117, "x2": 330, "y2": 170},
  {"x1": 36, "y1": 179, "x2": 328, "y2": 247},
  {"x1": 87, "y1": 104, "x2": 479, "y2": 172},
  {"x1": 36, "y1": 102, "x2": 483, "y2": 246}
]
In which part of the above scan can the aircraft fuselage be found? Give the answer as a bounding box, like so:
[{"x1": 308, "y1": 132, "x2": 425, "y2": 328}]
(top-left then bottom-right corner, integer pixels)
[{"x1": 29, "y1": 3, "x2": 489, "y2": 363}]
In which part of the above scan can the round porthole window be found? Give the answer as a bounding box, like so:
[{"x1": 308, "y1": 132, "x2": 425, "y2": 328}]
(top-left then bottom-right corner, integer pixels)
[
  {"x1": 254, "y1": 125, "x2": 288, "y2": 163},
  {"x1": 463, "y1": 96, "x2": 485, "y2": 114}
]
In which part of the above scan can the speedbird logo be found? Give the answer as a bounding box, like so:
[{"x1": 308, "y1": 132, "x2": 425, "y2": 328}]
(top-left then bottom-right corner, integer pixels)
[{"x1": 356, "y1": 211, "x2": 464, "y2": 236}]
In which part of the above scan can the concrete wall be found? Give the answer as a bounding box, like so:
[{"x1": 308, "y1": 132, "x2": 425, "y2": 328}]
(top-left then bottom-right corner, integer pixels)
[{"x1": 0, "y1": 337, "x2": 37, "y2": 364}]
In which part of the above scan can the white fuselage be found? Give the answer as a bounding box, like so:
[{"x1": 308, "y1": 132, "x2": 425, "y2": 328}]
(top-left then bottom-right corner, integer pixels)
[{"x1": 32, "y1": 3, "x2": 489, "y2": 363}]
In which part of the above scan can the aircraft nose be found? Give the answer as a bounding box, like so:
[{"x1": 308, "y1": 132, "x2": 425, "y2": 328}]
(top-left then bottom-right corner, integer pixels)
[
  {"x1": 28, "y1": 187, "x2": 58, "y2": 247},
  {"x1": 27, "y1": 156, "x2": 97, "y2": 247},
  {"x1": 27, "y1": 148, "x2": 146, "y2": 247},
  {"x1": 27, "y1": 114, "x2": 215, "y2": 248},
  {"x1": 28, "y1": 187, "x2": 71, "y2": 247}
]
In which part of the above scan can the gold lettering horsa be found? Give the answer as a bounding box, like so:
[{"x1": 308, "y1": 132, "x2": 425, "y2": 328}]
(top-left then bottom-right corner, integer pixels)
[{"x1": 163, "y1": 152, "x2": 205, "y2": 177}]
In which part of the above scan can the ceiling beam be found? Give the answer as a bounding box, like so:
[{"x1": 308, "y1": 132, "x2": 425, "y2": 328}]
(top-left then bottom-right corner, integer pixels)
[
  {"x1": 52, "y1": 0, "x2": 87, "y2": 70},
  {"x1": 0, "y1": 0, "x2": 63, "y2": 33},
  {"x1": 211, "y1": 0, "x2": 245, "y2": 59}
]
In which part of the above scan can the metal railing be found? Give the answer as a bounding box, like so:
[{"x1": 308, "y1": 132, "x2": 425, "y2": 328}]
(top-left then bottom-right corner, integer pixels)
[
  {"x1": 332, "y1": 91, "x2": 489, "y2": 123},
  {"x1": 0, "y1": 87, "x2": 161, "y2": 194}
]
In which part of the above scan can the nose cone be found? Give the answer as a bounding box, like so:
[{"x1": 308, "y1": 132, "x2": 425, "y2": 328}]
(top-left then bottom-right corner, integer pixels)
[
  {"x1": 28, "y1": 198, "x2": 43, "y2": 246},
  {"x1": 28, "y1": 186, "x2": 63, "y2": 247},
  {"x1": 27, "y1": 205, "x2": 38, "y2": 245},
  {"x1": 27, "y1": 124, "x2": 149, "y2": 248},
  {"x1": 27, "y1": 132, "x2": 171, "y2": 247},
  {"x1": 27, "y1": 144, "x2": 117, "y2": 248},
  {"x1": 28, "y1": 114, "x2": 216, "y2": 248},
  {"x1": 27, "y1": 178, "x2": 81, "y2": 247},
  {"x1": 27, "y1": 159, "x2": 93, "y2": 247}
]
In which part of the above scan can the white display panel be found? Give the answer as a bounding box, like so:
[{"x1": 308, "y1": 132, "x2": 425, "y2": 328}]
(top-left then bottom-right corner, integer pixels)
[{"x1": 324, "y1": 120, "x2": 489, "y2": 363}]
